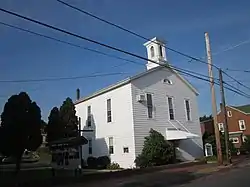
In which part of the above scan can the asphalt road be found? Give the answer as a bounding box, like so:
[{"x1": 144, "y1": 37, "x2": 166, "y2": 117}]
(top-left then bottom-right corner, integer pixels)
[{"x1": 177, "y1": 161, "x2": 250, "y2": 187}]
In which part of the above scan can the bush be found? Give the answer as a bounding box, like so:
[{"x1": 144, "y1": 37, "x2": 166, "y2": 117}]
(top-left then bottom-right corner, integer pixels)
[
  {"x1": 97, "y1": 156, "x2": 111, "y2": 169},
  {"x1": 87, "y1": 156, "x2": 97, "y2": 168},
  {"x1": 107, "y1": 162, "x2": 120, "y2": 170},
  {"x1": 134, "y1": 129, "x2": 174, "y2": 168},
  {"x1": 240, "y1": 136, "x2": 250, "y2": 154}
]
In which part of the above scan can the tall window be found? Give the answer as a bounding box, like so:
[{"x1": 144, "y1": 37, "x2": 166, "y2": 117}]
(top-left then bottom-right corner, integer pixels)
[
  {"x1": 150, "y1": 46, "x2": 155, "y2": 57},
  {"x1": 109, "y1": 137, "x2": 114, "y2": 154},
  {"x1": 239, "y1": 120, "x2": 246, "y2": 130},
  {"x1": 88, "y1": 139, "x2": 92, "y2": 154},
  {"x1": 168, "y1": 97, "x2": 175, "y2": 120},
  {"x1": 146, "y1": 93, "x2": 153, "y2": 118},
  {"x1": 185, "y1": 99, "x2": 191, "y2": 121},
  {"x1": 78, "y1": 117, "x2": 81, "y2": 132},
  {"x1": 107, "y1": 99, "x2": 112, "y2": 123},
  {"x1": 159, "y1": 45, "x2": 163, "y2": 57},
  {"x1": 87, "y1": 106, "x2": 91, "y2": 127}
]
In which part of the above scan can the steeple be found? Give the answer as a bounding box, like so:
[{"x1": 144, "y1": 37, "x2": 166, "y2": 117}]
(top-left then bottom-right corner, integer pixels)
[{"x1": 144, "y1": 37, "x2": 167, "y2": 70}]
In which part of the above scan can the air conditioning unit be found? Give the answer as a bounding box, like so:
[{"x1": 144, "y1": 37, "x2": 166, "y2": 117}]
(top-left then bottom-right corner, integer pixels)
[{"x1": 137, "y1": 94, "x2": 146, "y2": 102}]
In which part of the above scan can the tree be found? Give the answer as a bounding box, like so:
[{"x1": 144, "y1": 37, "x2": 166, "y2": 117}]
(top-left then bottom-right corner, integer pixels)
[
  {"x1": 0, "y1": 92, "x2": 42, "y2": 174},
  {"x1": 46, "y1": 107, "x2": 64, "y2": 143},
  {"x1": 59, "y1": 97, "x2": 79, "y2": 138},
  {"x1": 135, "y1": 129, "x2": 174, "y2": 168},
  {"x1": 240, "y1": 135, "x2": 250, "y2": 154},
  {"x1": 199, "y1": 115, "x2": 212, "y2": 122},
  {"x1": 204, "y1": 132, "x2": 237, "y2": 156}
]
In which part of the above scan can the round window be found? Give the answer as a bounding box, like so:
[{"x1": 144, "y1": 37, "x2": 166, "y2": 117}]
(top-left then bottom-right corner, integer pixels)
[{"x1": 163, "y1": 79, "x2": 172, "y2": 85}]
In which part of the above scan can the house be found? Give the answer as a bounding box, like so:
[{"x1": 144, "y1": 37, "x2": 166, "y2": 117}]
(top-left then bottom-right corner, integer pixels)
[
  {"x1": 200, "y1": 119, "x2": 214, "y2": 136},
  {"x1": 217, "y1": 104, "x2": 250, "y2": 148},
  {"x1": 75, "y1": 37, "x2": 204, "y2": 168}
]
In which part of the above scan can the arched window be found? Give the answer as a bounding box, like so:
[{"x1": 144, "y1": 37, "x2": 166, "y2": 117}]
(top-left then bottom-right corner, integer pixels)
[
  {"x1": 150, "y1": 46, "x2": 155, "y2": 57},
  {"x1": 159, "y1": 45, "x2": 163, "y2": 57}
]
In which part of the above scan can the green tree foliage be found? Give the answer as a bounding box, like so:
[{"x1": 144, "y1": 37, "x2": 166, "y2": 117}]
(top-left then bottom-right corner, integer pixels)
[
  {"x1": 59, "y1": 97, "x2": 79, "y2": 138},
  {"x1": 199, "y1": 115, "x2": 212, "y2": 122},
  {"x1": 46, "y1": 107, "x2": 64, "y2": 143},
  {"x1": 135, "y1": 129, "x2": 174, "y2": 168},
  {"x1": 204, "y1": 132, "x2": 237, "y2": 156},
  {"x1": 240, "y1": 136, "x2": 250, "y2": 154},
  {"x1": 0, "y1": 92, "x2": 42, "y2": 173}
]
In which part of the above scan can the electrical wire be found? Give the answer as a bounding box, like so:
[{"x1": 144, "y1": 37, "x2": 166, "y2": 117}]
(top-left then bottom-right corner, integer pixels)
[
  {"x1": 0, "y1": 19, "x2": 215, "y2": 83},
  {"x1": 55, "y1": 0, "x2": 250, "y2": 94},
  {"x1": 0, "y1": 72, "x2": 129, "y2": 83},
  {"x1": 225, "y1": 68, "x2": 250, "y2": 73},
  {"x1": 0, "y1": 21, "x2": 144, "y2": 67},
  {"x1": 222, "y1": 71, "x2": 250, "y2": 91},
  {"x1": 0, "y1": 7, "x2": 249, "y2": 98},
  {"x1": 55, "y1": 0, "x2": 219, "y2": 69}
]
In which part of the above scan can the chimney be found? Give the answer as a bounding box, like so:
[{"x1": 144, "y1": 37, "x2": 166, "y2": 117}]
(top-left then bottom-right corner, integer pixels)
[{"x1": 76, "y1": 88, "x2": 80, "y2": 100}]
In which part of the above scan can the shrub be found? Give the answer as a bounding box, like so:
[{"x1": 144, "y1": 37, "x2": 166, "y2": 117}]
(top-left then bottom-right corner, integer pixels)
[
  {"x1": 97, "y1": 156, "x2": 111, "y2": 169},
  {"x1": 107, "y1": 162, "x2": 120, "y2": 170},
  {"x1": 87, "y1": 156, "x2": 97, "y2": 168},
  {"x1": 134, "y1": 129, "x2": 174, "y2": 168},
  {"x1": 240, "y1": 136, "x2": 250, "y2": 154}
]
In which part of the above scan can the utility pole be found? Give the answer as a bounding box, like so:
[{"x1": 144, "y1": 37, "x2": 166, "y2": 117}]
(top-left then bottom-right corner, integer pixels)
[
  {"x1": 205, "y1": 32, "x2": 223, "y2": 165},
  {"x1": 219, "y1": 69, "x2": 231, "y2": 165}
]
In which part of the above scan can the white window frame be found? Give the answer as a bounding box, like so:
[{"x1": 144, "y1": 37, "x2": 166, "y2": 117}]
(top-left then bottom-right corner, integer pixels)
[
  {"x1": 167, "y1": 96, "x2": 175, "y2": 120},
  {"x1": 238, "y1": 120, "x2": 246, "y2": 130},
  {"x1": 163, "y1": 78, "x2": 173, "y2": 85},
  {"x1": 184, "y1": 99, "x2": 191, "y2": 121},
  {"x1": 87, "y1": 105, "x2": 92, "y2": 127},
  {"x1": 107, "y1": 99, "x2": 112, "y2": 123},
  {"x1": 108, "y1": 137, "x2": 114, "y2": 154},
  {"x1": 150, "y1": 46, "x2": 155, "y2": 58},
  {"x1": 230, "y1": 137, "x2": 239, "y2": 144},
  {"x1": 146, "y1": 93, "x2": 154, "y2": 119},
  {"x1": 218, "y1": 123, "x2": 224, "y2": 132},
  {"x1": 123, "y1": 147, "x2": 129, "y2": 153},
  {"x1": 242, "y1": 135, "x2": 248, "y2": 142},
  {"x1": 88, "y1": 139, "x2": 92, "y2": 155},
  {"x1": 227, "y1": 111, "x2": 232, "y2": 117}
]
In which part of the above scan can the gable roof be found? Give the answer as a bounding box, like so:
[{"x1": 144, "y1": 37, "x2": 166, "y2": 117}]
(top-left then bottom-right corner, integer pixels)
[
  {"x1": 231, "y1": 104, "x2": 250, "y2": 114},
  {"x1": 75, "y1": 66, "x2": 199, "y2": 105}
]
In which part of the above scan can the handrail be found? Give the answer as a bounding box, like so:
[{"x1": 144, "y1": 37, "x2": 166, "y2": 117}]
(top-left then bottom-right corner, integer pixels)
[
  {"x1": 168, "y1": 120, "x2": 179, "y2": 130},
  {"x1": 176, "y1": 120, "x2": 190, "y2": 132}
]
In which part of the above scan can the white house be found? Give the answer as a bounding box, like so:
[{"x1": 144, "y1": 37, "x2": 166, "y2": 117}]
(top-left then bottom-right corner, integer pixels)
[{"x1": 75, "y1": 37, "x2": 203, "y2": 168}]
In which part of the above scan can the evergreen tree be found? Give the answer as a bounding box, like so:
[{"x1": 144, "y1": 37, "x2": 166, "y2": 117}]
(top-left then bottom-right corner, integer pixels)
[{"x1": 60, "y1": 97, "x2": 79, "y2": 138}]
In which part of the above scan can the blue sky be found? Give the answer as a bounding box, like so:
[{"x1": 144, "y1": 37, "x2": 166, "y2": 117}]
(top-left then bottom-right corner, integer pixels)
[{"x1": 1, "y1": 0, "x2": 250, "y2": 120}]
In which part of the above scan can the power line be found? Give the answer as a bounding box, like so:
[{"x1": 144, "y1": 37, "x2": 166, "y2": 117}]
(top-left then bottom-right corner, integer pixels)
[
  {"x1": 0, "y1": 21, "x2": 144, "y2": 67},
  {"x1": 0, "y1": 72, "x2": 129, "y2": 83},
  {"x1": 222, "y1": 71, "x2": 250, "y2": 91},
  {"x1": 0, "y1": 21, "x2": 217, "y2": 87},
  {"x1": 212, "y1": 39, "x2": 250, "y2": 56},
  {"x1": 0, "y1": 7, "x2": 249, "y2": 99},
  {"x1": 225, "y1": 68, "x2": 250, "y2": 73},
  {"x1": 180, "y1": 72, "x2": 250, "y2": 98},
  {"x1": 55, "y1": 0, "x2": 219, "y2": 69},
  {"x1": 55, "y1": 0, "x2": 250, "y2": 94},
  {"x1": 0, "y1": 14, "x2": 216, "y2": 84}
]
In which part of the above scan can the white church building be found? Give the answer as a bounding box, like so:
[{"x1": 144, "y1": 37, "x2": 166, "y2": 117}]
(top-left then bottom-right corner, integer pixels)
[{"x1": 75, "y1": 37, "x2": 203, "y2": 168}]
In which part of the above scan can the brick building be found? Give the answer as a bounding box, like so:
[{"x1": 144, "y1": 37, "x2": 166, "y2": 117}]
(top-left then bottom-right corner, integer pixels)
[{"x1": 217, "y1": 104, "x2": 250, "y2": 148}]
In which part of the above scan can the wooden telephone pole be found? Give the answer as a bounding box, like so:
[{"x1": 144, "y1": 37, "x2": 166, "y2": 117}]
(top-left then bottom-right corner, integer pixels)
[
  {"x1": 219, "y1": 69, "x2": 231, "y2": 164},
  {"x1": 205, "y1": 32, "x2": 223, "y2": 165}
]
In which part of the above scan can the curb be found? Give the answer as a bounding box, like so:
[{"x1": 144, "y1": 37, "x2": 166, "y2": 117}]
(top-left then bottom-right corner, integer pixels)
[{"x1": 1, "y1": 160, "x2": 205, "y2": 187}]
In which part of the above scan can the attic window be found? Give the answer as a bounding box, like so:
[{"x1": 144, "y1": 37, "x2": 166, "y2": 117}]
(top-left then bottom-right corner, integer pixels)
[{"x1": 163, "y1": 79, "x2": 172, "y2": 85}]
